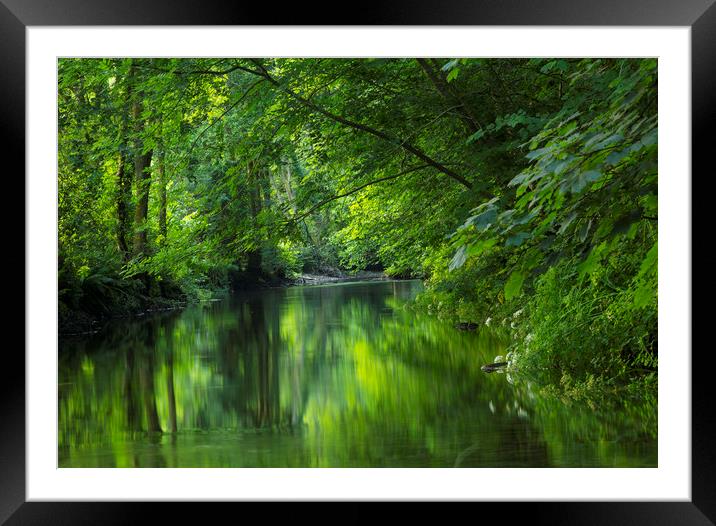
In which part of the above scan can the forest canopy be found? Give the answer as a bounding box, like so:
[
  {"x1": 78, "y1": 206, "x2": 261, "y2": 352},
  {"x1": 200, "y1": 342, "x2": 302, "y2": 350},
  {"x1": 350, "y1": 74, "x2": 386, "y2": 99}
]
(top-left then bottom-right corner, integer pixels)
[{"x1": 58, "y1": 57, "x2": 657, "y2": 393}]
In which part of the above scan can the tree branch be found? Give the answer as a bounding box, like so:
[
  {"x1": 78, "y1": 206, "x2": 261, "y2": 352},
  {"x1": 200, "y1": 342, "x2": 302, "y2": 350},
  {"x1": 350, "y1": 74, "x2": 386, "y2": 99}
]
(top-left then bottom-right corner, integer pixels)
[
  {"x1": 246, "y1": 59, "x2": 473, "y2": 190},
  {"x1": 289, "y1": 165, "x2": 432, "y2": 223},
  {"x1": 177, "y1": 78, "x2": 264, "y2": 166},
  {"x1": 415, "y1": 58, "x2": 483, "y2": 133},
  {"x1": 133, "y1": 61, "x2": 260, "y2": 78}
]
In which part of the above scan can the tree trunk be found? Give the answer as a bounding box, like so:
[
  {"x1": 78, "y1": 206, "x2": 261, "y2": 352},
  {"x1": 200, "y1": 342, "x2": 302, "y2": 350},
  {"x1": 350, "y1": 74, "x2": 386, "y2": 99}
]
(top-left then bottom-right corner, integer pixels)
[
  {"x1": 416, "y1": 58, "x2": 482, "y2": 135},
  {"x1": 132, "y1": 96, "x2": 153, "y2": 258},
  {"x1": 158, "y1": 147, "x2": 167, "y2": 243},
  {"x1": 246, "y1": 160, "x2": 263, "y2": 275},
  {"x1": 116, "y1": 152, "x2": 132, "y2": 261},
  {"x1": 132, "y1": 150, "x2": 153, "y2": 257},
  {"x1": 115, "y1": 75, "x2": 133, "y2": 263},
  {"x1": 285, "y1": 162, "x2": 319, "y2": 253}
]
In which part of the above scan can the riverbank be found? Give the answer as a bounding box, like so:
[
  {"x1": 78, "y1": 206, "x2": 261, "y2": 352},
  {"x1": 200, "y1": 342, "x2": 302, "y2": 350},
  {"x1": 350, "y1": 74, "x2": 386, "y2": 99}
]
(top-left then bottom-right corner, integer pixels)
[
  {"x1": 59, "y1": 294, "x2": 191, "y2": 336},
  {"x1": 289, "y1": 270, "x2": 388, "y2": 286},
  {"x1": 59, "y1": 270, "x2": 392, "y2": 336},
  {"x1": 413, "y1": 257, "x2": 658, "y2": 402}
]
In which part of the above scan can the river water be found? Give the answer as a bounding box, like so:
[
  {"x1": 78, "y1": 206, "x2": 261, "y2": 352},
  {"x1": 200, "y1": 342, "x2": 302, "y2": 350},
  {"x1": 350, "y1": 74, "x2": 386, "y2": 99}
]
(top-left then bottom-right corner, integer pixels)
[{"x1": 58, "y1": 280, "x2": 656, "y2": 468}]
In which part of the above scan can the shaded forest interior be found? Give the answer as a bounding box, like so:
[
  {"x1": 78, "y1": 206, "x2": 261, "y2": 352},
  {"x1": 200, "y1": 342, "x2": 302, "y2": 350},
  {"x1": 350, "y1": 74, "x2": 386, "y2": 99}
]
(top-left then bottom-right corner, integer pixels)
[{"x1": 59, "y1": 58, "x2": 657, "y2": 394}]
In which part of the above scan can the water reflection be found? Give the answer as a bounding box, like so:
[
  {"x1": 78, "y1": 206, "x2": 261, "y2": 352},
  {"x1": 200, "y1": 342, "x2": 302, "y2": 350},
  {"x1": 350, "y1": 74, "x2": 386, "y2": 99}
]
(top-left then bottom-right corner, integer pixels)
[{"x1": 58, "y1": 280, "x2": 656, "y2": 468}]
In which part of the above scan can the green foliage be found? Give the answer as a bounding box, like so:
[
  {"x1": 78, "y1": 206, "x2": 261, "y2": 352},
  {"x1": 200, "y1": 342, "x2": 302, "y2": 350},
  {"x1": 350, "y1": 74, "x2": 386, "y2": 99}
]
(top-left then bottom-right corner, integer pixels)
[
  {"x1": 504, "y1": 270, "x2": 526, "y2": 301},
  {"x1": 58, "y1": 57, "x2": 657, "y2": 395},
  {"x1": 418, "y1": 58, "x2": 657, "y2": 394},
  {"x1": 510, "y1": 247, "x2": 657, "y2": 390}
]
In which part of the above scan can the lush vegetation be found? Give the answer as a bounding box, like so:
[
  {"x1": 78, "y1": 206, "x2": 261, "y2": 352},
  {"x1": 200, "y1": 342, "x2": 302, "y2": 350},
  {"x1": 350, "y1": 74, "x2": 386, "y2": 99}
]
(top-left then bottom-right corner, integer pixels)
[
  {"x1": 59, "y1": 58, "x2": 657, "y2": 395},
  {"x1": 59, "y1": 283, "x2": 656, "y2": 468}
]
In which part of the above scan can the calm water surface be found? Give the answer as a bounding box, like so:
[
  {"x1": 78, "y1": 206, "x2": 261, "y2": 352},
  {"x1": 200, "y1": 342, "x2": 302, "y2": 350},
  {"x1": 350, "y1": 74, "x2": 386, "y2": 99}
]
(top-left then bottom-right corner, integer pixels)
[{"x1": 59, "y1": 280, "x2": 656, "y2": 467}]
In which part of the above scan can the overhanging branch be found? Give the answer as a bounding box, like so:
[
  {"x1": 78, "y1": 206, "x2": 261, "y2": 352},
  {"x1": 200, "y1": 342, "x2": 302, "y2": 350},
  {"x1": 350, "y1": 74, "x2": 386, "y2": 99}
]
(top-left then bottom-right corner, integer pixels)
[
  {"x1": 289, "y1": 165, "x2": 432, "y2": 223},
  {"x1": 245, "y1": 59, "x2": 473, "y2": 190}
]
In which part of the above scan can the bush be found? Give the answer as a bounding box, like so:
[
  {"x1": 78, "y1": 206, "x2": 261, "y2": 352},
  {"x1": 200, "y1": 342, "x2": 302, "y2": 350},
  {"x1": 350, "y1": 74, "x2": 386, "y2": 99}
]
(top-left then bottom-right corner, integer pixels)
[{"x1": 510, "y1": 246, "x2": 657, "y2": 393}]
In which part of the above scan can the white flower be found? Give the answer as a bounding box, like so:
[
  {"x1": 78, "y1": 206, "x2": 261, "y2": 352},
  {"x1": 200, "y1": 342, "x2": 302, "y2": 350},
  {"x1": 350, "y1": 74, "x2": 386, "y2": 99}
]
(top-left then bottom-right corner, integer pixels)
[
  {"x1": 510, "y1": 321, "x2": 518, "y2": 329},
  {"x1": 485, "y1": 317, "x2": 492, "y2": 326},
  {"x1": 513, "y1": 309, "x2": 523, "y2": 318}
]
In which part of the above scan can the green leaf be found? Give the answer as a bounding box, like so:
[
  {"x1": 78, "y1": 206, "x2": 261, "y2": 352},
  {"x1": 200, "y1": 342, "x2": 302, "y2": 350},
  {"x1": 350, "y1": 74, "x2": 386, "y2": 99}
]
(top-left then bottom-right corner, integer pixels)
[
  {"x1": 526, "y1": 147, "x2": 550, "y2": 160},
  {"x1": 577, "y1": 242, "x2": 606, "y2": 279},
  {"x1": 504, "y1": 271, "x2": 526, "y2": 301},
  {"x1": 605, "y1": 149, "x2": 629, "y2": 166},
  {"x1": 633, "y1": 283, "x2": 655, "y2": 308},
  {"x1": 446, "y1": 68, "x2": 460, "y2": 82},
  {"x1": 610, "y1": 210, "x2": 642, "y2": 239},
  {"x1": 508, "y1": 171, "x2": 532, "y2": 187},
  {"x1": 569, "y1": 170, "x2": 602, "y2": 193},
  {"x1": 522, "y1": 247, "x2": 544, "y2": 270},
  {"x1": 466, "y1": 128, "x2": 487, "y2": 144},
  {"x1": 441, "y1": 59, "x2": 460, "y2": 71},
  {"x1": 641, "y1": 128, "x2": 657, "y2": 146},
  {"x1": 578, "y1": 219, "x2": 593, "y2": 242},
  {"x1": 466, "y1": 237, "x2": 498, "y2": 257},
  {"x1": 465, "y1": 207, "x2": 498, "y2": 231},
  {"x1": 506, "y1": 231, "x2": 531, "y2": 247},
  {"x1": 448, "y1": 246, "x2": 467, "y2": 271},
  {"x1": 637, "y1": 241, "x2": 658, "y2": 279},
  {"x1": 591, "y1": 133, "x2": 624, "y2": 151},
  {"x1": 558, "y1": 211, "x2": 578, "y2": 235}
]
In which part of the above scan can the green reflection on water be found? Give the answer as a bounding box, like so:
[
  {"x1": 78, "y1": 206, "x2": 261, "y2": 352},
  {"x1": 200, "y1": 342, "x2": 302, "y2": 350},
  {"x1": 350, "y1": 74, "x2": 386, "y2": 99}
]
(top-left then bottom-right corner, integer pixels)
[{"x1": 58, "y1": 280, "x2": 656, "y2": 468}]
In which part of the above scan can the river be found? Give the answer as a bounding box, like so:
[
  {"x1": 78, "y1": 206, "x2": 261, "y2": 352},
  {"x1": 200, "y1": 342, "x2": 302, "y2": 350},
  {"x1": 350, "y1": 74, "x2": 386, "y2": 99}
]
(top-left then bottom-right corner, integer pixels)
[{"x1": 58, "y1": 280, "x2": 656, "y2": 468}]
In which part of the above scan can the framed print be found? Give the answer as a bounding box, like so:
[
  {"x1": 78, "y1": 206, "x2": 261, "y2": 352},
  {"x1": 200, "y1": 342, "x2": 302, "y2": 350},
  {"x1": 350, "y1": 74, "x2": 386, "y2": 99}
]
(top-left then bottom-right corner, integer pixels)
[{"x1": 4, "y1": 0, "x2": 711, "y2": 522}]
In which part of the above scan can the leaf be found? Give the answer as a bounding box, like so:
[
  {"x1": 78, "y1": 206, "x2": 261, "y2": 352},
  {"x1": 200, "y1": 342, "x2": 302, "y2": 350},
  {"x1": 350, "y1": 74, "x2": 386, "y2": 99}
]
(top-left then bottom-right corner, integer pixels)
[
  {"x1": 515, "y1": 209, "x2": 539, "y2": 225},
  {"x1": 466, "y1": 237, "x2": 498, "y2": 257},
  {"x1": 569, "y1": 170, "x2": 602, "y2": 193},
  {"x1": 441, "y1": 59, "x2": 460, "y2": 71},
  {"x1": 526, "y1": 147, "x2": 551, "y2": 160},
  {"x1": 504, "y1": 271, "x2": 526, "y2": 301},
  {"x1": 552, "y1": 158, "x2": 574, "y2": 175},
  {"x1": 466, "y1": 128, "x2": 487, "y2": 144},
  {"x1": 506, "y1": 231, "x2": 531, "y2": 247},
  {"x1": 448, "y1": 245, "x2": 467, "y2": 271},
  {"x1": 469, "y1": 196, "x2": 500, "y2": 214},
  {"x1": 554, "y1": 59, "x2": 569, "y2": 72},
  {"x1": 637, "y1": 241, "x2": 658, "y2": 279},
  {"x1": 508, "y1": 171, "x2": 532, "y2": 187},
  {"x1": 577, "y1": 242, "x2": 606, "y2": 278},
  {"x1": 522, "y1": 247, "x2": 544, "y2": 270},
  {"x1": 591, "y1": 133, "x2": 624, "y2": 151},
  {"x1": 578, "y1": 219, "x2": 593, "y2": 242},
  {"x1": 605, "y1": 149, "x2": 629, "y2": 167},
  {"x1": 465, "y1": 207, "x2": 498, "y2": 231},
  {"x1": 558, "y1": 211, "x2": 578, "y2": 235},
  {"x1": 610, "y1": 210, "x2": 642, "y2": 238},
  {"x1": 540, "y1": 61, "x2": 556, "y2": 73},
  {"x1": 641, "y1": 128, "x2": 657, "y2": 146},
  {"x1": 446, "y1": 68, "x2": 460, "y2": 82},
  {"x1": 633, "y1": 283, "x2": 655, "y2": 308}
]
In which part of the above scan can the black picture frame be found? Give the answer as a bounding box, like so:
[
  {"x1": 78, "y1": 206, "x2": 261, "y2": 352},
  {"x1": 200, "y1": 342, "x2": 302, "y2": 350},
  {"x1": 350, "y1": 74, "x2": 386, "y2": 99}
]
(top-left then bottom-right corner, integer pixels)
[{"x1": 4, "y1": 0, "x2": 709, "y2": 522}]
